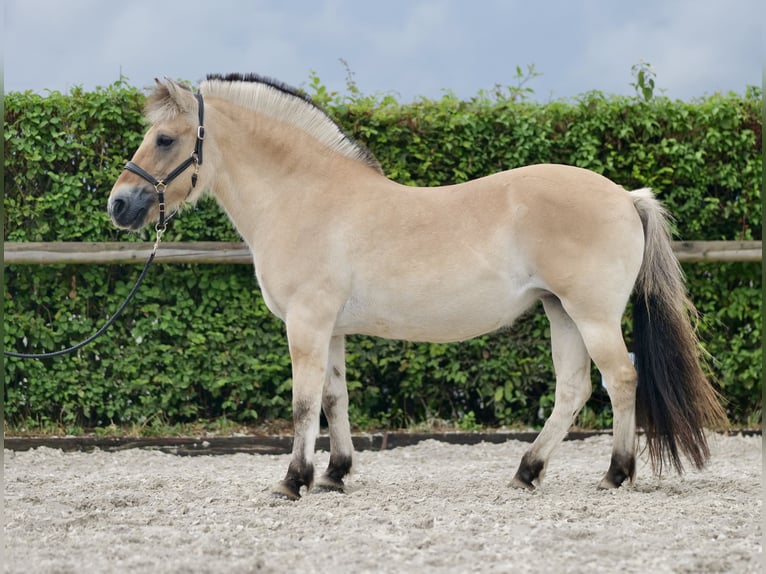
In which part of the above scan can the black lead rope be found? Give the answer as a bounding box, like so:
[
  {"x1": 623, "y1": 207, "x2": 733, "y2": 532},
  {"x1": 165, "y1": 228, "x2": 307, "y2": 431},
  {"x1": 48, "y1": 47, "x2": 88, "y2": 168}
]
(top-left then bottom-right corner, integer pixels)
[
  {"x1": 4, "y1": 236, "x2": 162, "y2": 360},
  {"x1": 5, "y1": 92, "x2": 206, "y2": 360}
]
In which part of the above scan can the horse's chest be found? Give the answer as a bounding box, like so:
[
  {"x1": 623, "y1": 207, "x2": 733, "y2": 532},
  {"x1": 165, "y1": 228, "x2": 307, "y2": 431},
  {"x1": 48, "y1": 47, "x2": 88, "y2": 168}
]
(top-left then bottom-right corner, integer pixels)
[{"x1": 253, "y1": 268, "x2": 288, "y2": 321}]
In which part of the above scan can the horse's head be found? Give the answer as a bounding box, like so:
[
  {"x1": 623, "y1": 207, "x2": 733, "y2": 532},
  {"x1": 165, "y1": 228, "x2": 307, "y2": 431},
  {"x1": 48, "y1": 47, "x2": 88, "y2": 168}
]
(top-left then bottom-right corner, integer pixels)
[{"x1": 108, "y1": 79, "x2": 206, "y2": 230}]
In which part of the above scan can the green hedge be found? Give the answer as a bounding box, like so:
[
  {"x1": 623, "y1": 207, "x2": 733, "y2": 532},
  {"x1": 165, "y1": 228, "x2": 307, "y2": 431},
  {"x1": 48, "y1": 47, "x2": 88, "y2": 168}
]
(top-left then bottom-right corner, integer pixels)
[{"x1": 3, "y1": 80, "x2": 762, "y2": 430}]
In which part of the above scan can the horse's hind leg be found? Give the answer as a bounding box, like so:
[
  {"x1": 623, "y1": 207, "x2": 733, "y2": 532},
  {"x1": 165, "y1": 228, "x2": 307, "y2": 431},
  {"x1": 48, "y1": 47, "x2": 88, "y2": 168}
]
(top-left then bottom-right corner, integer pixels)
[
  {"x1": 512, "y1": 296, "x2": 593, "y2": 490},
  {"x1": 315, "y1": 335, "x2": 355, "y2": 492},
  {"x1": 574, "y1": 319, "x2": 638, "y2": 489}
]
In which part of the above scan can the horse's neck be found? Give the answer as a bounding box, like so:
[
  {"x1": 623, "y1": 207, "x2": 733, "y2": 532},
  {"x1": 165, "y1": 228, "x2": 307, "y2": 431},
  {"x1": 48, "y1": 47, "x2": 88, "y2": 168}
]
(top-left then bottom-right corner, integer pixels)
[{"x1": 208, "y1": 107, "x2": 384, "y2": 247}]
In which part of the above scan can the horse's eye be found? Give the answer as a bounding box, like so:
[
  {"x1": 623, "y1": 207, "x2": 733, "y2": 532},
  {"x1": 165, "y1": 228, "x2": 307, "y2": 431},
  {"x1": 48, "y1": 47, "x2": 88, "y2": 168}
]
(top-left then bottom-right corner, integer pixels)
[{"x1": 156, "y1": 134, "x2": 175, "y2": 148}]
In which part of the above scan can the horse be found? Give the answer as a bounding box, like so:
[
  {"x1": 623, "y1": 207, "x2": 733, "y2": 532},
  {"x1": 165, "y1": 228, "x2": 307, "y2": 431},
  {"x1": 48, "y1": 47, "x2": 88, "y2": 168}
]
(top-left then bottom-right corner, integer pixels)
[{"x1": 108, "y1": 74, "x2": 727, "y2": 500}]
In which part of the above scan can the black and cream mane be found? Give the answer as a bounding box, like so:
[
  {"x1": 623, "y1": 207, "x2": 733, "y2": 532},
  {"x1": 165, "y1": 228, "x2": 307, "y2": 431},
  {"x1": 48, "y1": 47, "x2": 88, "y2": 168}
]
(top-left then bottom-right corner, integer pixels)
[{"x1": 201, "y1": 73, "x2": 382, "y2": 173}]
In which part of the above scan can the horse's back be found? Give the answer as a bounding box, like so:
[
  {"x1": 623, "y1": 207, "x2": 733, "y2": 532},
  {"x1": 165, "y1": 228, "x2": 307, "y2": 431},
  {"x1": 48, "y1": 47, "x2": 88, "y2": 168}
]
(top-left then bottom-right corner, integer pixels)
[{"x1": 409, "y1": 163, "x2": 646, "y2": 291}]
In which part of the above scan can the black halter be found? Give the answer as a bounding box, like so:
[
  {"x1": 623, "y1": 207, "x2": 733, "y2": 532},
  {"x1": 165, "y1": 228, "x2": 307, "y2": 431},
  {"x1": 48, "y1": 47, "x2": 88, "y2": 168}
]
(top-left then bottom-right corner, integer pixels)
[
  {"x1": 5, "y1": 92, "x2": 206, "y2": 360},
  {"x1": 124, "y1": 91, "x2": 206, "y2": 230}
]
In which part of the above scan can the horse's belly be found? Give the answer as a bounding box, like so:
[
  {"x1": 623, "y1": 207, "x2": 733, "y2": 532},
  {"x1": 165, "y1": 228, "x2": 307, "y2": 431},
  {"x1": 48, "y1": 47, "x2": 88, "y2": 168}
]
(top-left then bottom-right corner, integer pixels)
[{"x1": 335, "y1": 278, "x2": 540, "y2": 343}]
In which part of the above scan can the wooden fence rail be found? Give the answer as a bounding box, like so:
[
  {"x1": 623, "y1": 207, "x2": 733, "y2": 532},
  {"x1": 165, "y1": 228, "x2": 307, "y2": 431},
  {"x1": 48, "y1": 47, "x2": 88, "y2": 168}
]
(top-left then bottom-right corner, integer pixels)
[{"x1": 3, "y1": 240, "x2": 762, "y2": 265}]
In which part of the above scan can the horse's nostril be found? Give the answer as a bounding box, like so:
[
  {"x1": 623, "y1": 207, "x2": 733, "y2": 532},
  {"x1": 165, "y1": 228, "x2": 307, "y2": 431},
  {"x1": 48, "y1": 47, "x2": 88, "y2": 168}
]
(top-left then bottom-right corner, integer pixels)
[
  {"x1": 110, "y1": 198, "x2": 126, "y2": 218},
  {"x1": 108, "y1": 189, "x2": 153, "y2": 230}
]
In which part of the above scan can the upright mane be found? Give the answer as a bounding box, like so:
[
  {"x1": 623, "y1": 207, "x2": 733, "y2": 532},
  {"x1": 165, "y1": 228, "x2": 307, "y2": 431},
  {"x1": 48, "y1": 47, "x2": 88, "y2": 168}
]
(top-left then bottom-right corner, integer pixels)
[{"x1": 201, "y1": 73, "x2": 383, "y2": 173}]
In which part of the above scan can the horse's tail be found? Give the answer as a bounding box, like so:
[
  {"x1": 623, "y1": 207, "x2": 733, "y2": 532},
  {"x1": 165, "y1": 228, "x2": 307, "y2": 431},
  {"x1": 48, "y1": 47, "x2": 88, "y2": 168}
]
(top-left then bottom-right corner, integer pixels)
[{"x1": 629, "y1": 188, "x2": 728, "y2": 475}]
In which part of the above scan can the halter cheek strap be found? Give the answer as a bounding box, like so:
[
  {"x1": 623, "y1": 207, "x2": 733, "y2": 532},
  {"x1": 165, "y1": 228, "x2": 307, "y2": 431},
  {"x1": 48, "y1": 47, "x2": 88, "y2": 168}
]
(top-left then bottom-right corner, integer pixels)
[{"x1": 124, "y1": 92, "x2": 206, "y2": 229}]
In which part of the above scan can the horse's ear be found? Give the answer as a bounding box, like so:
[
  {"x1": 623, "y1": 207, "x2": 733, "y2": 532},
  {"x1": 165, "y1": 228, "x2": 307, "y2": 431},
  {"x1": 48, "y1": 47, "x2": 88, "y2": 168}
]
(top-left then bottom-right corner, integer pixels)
[
  {"x1": 164, "y1": 78, "x2": 196, "y2": 112},
  {"x1": 146, "y1": 78, "x2": 196, "y2": 122},
  {"x1": 165, "y1": 78, "x2": 197, "y2": 114}
]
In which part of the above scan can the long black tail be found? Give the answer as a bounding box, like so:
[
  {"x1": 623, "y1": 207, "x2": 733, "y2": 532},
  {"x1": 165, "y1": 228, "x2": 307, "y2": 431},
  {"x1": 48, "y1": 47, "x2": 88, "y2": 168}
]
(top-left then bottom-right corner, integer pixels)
[{"x1": 630, "y1": 189, "x2": 728, "y2": 474}]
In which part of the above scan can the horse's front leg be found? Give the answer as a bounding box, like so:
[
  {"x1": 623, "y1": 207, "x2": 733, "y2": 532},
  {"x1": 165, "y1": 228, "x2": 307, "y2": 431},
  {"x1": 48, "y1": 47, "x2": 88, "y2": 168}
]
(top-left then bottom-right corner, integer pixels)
[
  {"x1": 274, "y1": 310, "x2": 335, "y2": 500},
  {"x1": 315, "y1": 335, "x2": 354, "y2": 492}
]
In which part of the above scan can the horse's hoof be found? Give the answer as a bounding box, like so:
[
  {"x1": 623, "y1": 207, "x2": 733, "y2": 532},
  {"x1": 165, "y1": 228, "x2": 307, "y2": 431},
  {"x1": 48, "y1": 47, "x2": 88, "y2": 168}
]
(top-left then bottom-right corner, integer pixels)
[
  {"x1": 597, "y1": 473, "x2": 627, "y2": 490},
  {"x1": 314, "y1": 474, "x2": 345, "y2": 494},
  {"x1": 272, "y1": 481, "x2": 302, "y2": 501},
  {"x1": 597, "y1": 468, "x2": 630, "y2": 489},
  {"x1": 511, "y1": 454, "x2": 544, "y2": 491},
  {"x1": 598, "y1": 453, "x2": 635, "y2": 489},
  {"x1": 597, "y1": 476, "x2": 620, "y2": 489},
  {"x1": 510, "y1": 473, "x2": 536, "y2": 491}
]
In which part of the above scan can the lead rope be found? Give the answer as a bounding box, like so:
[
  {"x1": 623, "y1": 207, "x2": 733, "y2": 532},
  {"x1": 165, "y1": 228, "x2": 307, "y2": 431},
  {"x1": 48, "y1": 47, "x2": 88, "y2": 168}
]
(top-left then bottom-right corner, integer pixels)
[
  {"x1": 6, "y1": 91, "x2": 205, "y2": 360},
  {"x1": 4, "y1": 224, "x2": 165, "y2": 360}
]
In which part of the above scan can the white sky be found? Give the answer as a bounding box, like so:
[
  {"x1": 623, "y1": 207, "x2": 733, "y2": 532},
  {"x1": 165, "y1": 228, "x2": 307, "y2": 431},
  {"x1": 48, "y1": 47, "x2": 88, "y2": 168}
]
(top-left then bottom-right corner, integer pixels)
[{"x1": 3, "y1": 0, "x2": 763, "y2": 102}]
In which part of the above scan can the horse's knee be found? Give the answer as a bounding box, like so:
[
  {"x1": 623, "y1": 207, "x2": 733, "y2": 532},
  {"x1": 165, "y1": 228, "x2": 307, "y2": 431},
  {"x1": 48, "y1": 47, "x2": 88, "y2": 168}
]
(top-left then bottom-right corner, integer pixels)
[
  {"x1": 322, "y1": 383, "x2": 347, "y2": 416},
  {"x1": 293, "y1": 397, "x2": 322, "y2": 435}
]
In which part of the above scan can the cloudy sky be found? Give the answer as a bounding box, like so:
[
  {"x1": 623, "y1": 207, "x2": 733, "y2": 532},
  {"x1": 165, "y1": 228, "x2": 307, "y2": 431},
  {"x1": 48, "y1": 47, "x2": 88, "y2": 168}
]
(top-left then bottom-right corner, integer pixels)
[{"x1": 3, "y1": 0, "x2": 762, "y2": 102}]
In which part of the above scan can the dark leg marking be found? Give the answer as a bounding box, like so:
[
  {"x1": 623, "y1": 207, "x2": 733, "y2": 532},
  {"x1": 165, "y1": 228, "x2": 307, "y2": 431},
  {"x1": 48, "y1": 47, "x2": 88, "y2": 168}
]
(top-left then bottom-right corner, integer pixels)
[
  {"x1": 315, "y1": 453, "x2": 353, "y2": 492},
  {"x1": 275, "y1": 399, "x2": 318, "y2": 500},
  {"x1": 511, "y1": 452, "x2": 545, "y2": 491},
  {"x1": 275, "y1": 457, "x2": 314, "y2": 500},
  {"x1": 293, "y1": 399, "x2": 314, "y2": 425},
  {"x1": 599, "y1": 451, "x2": 636, "y2": 489}
]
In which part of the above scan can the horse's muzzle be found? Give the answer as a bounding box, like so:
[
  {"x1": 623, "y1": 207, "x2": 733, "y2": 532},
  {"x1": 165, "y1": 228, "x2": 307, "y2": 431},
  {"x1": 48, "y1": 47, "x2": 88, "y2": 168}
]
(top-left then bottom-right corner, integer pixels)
[{"x1": 108, "y1": 186, "x2": 157, "y2": 230}]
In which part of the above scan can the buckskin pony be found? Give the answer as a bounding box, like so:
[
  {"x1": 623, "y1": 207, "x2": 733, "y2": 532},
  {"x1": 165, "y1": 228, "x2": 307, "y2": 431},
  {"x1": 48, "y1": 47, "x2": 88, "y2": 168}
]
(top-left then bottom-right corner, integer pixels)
[{"x1": 108, "y1": 74, "x2": 727, "y2": 500}]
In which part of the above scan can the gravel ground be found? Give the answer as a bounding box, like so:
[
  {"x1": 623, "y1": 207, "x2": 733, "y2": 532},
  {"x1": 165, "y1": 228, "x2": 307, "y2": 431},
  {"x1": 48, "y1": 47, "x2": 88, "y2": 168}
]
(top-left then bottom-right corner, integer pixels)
[{"x1": 3, "y1": 433, "x2": 762, "y2": 573}]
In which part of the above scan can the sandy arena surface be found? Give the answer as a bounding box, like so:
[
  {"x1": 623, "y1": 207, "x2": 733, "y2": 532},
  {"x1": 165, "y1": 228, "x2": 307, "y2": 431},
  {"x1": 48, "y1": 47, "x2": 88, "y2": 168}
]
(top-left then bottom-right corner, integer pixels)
[{"x1": 3, "y1": 433, "x2": 762, "y2": 573}]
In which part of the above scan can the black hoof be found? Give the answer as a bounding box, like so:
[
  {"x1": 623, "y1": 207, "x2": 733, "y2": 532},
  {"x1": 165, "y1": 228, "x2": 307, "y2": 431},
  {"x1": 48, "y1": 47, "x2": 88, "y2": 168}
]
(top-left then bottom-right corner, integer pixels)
[
  {"x1": 598, "y1": 452, "x2": 635, "y2": 489},
  {"x1": 314, "y1": 453, "x2": 352, "y2": 493},
  {"x1": 511, "y1": 452, "x2": 545, "y2": 491},
  {"x1": 314, "y1": 474, "x2": 345, "y2": 493},
  {"x1": 274, "y1": 459, "x2": 314, "y2": 500},
  {"x1": 510, "y1": 473, "x2": 536, "y2": 491},
  {"x1": 273, "y1": 480, "x2": 303, "y2": 500}
]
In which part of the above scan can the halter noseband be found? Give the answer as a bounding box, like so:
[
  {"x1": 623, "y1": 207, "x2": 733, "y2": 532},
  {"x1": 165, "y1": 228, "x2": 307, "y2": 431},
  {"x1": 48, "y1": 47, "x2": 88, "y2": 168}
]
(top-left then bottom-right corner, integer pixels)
[{"x1": 124, "y1": 91, "x2": 206, "y2": 230}]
